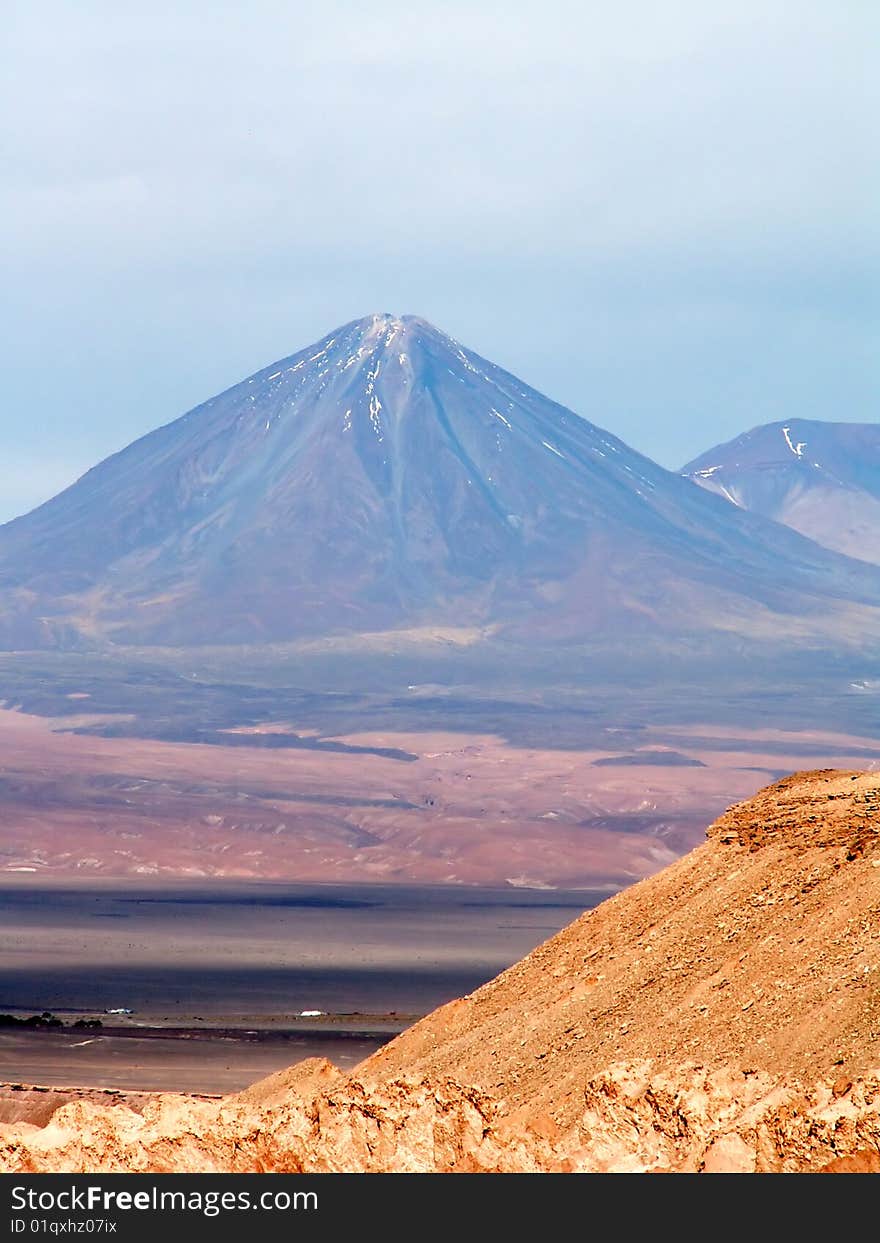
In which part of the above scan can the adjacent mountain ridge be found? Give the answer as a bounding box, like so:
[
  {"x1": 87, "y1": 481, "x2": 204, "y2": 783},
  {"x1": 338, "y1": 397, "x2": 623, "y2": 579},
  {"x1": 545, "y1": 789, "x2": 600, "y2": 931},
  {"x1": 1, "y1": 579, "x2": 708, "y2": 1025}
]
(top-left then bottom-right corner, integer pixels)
[
  {"x1": 0, "y1": 316, "x2": 878, "y2": 648},
  {"x1": 683, "y1": 418, "x2": 880, "y2": 565}
]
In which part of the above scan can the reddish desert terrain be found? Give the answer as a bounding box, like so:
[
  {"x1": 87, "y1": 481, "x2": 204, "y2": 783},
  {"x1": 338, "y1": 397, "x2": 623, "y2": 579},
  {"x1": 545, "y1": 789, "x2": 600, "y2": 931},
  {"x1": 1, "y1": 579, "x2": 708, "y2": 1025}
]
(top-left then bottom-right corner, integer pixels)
[
  {"x1": 0, "y1": 706, "x2": 877, "y2": 888},
  {"x1": 3, "y1": 770, "x2": 879, "y2": 1173}
]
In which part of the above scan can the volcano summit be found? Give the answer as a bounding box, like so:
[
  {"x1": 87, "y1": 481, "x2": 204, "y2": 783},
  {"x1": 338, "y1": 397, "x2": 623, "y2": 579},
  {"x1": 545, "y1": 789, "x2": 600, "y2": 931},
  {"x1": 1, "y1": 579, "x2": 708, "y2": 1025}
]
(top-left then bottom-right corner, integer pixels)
[{"x1": 0, "y1": 314, "x2": 877, "y2": 649}]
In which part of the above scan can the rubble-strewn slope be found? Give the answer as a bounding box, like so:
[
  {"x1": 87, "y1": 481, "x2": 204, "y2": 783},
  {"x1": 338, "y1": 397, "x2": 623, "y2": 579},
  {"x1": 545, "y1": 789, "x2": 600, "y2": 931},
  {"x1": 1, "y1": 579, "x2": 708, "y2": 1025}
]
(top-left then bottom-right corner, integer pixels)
[
  {"x1": 3, "y1": 770, "x2": 879, "y2": 1173},
  {"x1": 369, "y1": 770, "x2": 880, "y2": 1125}
]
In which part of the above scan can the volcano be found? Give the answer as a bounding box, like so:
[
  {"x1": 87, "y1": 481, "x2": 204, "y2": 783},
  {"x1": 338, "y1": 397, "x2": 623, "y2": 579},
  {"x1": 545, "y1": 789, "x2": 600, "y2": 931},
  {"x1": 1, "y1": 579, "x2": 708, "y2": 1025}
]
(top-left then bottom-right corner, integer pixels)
[
  {"x1": 683, "y1": 419, "x2": 880, "y2": 566},
  {"x1": 0, "y1": 315, "x2": 878, "y2": 648}
]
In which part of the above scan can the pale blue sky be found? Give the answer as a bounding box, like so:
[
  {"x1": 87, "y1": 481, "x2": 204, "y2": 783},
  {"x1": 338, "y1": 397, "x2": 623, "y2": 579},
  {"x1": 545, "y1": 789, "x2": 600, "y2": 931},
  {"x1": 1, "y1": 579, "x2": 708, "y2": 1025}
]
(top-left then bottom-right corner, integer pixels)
[{"x1": 1, "y1": 1, "x2": 877, "y2": 521}]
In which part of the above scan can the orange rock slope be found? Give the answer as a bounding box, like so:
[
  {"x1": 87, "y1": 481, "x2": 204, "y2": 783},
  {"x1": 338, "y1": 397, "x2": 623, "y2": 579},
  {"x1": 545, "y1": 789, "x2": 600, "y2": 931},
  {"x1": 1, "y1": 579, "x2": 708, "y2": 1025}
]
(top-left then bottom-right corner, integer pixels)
[{"x1": 3, "y1": 769, "x2": 880, "y2": 1174}]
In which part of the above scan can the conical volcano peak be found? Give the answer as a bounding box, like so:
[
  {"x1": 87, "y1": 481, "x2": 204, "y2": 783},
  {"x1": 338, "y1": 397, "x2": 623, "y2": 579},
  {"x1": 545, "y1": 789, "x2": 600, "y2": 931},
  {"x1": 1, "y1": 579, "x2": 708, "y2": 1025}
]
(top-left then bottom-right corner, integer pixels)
[
  {"x1": 248, "y1": 312, "x2": 499, "y2": 442},
  {"x1": 270, "y1": 313, "x2": 456, "y2": 388},
  {"x1": 345, "y1": 312, "x2": 453, "y2": 355},
  {"x1": 356, "y1": 312, "x2": 439, "y2": 332},
  {"x1": 0, "y1": 313, "x2": 878, "y2": 650},
  {"x1": 356, "y1": 312, "x2": 406, "y2": 346}
]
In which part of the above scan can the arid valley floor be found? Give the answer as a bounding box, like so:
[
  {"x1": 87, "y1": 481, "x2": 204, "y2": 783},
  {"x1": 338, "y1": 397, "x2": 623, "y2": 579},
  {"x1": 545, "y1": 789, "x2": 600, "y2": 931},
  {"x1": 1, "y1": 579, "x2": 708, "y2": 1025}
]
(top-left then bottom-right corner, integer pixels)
[{"x1": 2, "y1": 701, "x2": 878, "y2": 888}]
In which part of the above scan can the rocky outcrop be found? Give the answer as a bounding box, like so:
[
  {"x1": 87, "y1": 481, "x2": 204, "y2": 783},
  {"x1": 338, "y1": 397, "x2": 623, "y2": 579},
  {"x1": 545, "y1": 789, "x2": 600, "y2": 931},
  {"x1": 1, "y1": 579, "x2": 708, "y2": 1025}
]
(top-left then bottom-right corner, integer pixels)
[{"x1": 3, "y1": 1060, "x2": 880, "y2": 1173}]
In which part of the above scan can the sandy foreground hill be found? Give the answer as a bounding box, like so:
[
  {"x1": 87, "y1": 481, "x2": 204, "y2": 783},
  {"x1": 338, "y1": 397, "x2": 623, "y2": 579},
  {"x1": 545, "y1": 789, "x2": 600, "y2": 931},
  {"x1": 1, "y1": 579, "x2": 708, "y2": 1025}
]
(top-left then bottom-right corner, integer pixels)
[{"x1": 3, "y1": 769, "x2": 880, "y2": 1174}]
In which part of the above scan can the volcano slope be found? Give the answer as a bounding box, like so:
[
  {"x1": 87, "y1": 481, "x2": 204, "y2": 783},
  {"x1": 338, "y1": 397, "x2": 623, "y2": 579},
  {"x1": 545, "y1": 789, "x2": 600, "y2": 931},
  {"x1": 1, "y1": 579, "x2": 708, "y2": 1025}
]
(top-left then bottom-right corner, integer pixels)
[{"x1": 3, "y1": 770, "x2": 880, "y2": 1173}]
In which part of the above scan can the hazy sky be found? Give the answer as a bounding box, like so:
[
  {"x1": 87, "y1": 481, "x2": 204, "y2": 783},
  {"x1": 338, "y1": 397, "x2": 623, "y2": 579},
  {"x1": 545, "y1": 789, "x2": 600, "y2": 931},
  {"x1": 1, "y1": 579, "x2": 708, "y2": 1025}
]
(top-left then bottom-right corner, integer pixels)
[{"x1": 2, "y1": 1, "x2": 877, "y2": 522}]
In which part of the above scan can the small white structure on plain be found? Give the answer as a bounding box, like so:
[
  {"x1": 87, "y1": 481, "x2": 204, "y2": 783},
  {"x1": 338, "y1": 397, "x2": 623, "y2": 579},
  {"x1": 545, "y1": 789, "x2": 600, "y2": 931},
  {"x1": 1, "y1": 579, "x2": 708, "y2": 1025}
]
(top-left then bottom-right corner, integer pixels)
[{"x1": 299, "y1": 1009, "x2": 324, "y2": 1018}]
